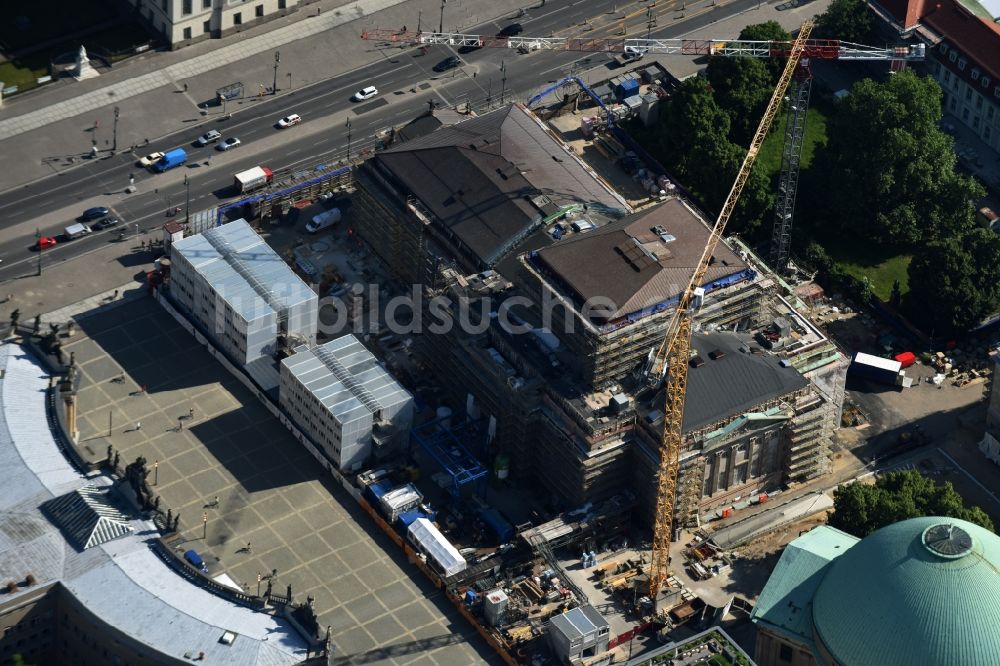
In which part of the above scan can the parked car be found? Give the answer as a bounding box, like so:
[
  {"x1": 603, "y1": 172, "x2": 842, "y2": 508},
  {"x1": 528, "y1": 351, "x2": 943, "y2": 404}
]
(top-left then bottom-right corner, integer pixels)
[
  {"x1": 277, "y1": 113, "x2": 302, "y2": 128},
  {"x1": 216, "y1": 137, "x2": 241, "y2": 151},
  {"x1": 352, "y1": 86, "x2": 378, "y2": 101},
  {"x1": 138, "y1": 151, "x2": 164, "y2": 167},
  {"x1": 497, "y1": 23, "x2": 523, "y2": 37},
  {"x1": 36, "y1": 236, "x2": 57, "y2": 250},
  {"x1": 93, "y1": 217, "x2": 121, "y2": 230},
  {"x1": 433, "y1": 56, "x2": 462, "y2": 72},
  {"x1": 80, "y1": 206, "x2": 110, "y2": 221},
  {"x1": 195, "y1": 129, "x2": 222, "y2": 146}
]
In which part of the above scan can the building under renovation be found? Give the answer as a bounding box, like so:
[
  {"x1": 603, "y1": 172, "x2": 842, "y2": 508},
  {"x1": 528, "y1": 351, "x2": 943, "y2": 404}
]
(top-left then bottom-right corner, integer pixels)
[{"x1": 517, "y1": 198, "x2": 763, "y2": 388}]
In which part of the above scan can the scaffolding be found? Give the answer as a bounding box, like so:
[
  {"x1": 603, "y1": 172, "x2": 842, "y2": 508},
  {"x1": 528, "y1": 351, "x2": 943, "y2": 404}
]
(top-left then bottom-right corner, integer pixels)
[
  {"x1": 770, "y1": 65, "x2": 812, "y2": 271},
  {"x1": 410, "y1": 413, "x2": 490, "y2": 501}
]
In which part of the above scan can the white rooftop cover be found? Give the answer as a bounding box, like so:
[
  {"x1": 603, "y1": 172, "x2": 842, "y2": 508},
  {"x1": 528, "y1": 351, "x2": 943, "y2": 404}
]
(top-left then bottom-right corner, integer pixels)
[
  {"x1": 380, "y1": 483, "x2": 422, "y2": 513},
  {"x1": 853, "y1": 352, "x2": 901, "y2": 372},
  {"x1": 407, "y1": 518, "x2": 467, "y2": 577}
]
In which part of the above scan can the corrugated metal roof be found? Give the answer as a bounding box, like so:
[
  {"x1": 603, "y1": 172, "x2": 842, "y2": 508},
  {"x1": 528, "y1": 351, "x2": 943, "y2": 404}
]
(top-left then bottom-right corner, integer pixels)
[
  {"x1": 173, "y1": 219, "x2": 315, "y2": 322},
  {"x1": 750, "y1": 525, "x2": 857, "y2": 644},
  {"x1": 377, "y1": 104, "x2": 626, "y2": 268},
  {"x1": 812, "y1": 517, "x2": 1000, "y2": 666},
  {"x1": 0, "y1": 344, "x2": 307, "y2": 665},
  {"x1": 535, "y1": 199, "x2": 747, "y2": 320},
  {"x1": 281, "y1": 335, "x2": 411, "y2": 425}
]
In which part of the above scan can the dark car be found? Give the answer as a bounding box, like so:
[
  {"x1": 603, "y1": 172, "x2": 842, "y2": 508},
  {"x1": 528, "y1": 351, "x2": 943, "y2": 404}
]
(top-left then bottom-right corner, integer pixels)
[
  {"x1": 81, "y1": 206, "x2": 110, "y2": 221},
  {"x1": 497, "y1": 23, "x2": 523, "y2": 38},
  {"x1": 433, "y1": 56, "x2": 462, "y2": 72},
  {"x1": 93, "y1": 217, "x2": 121, "y2": 230}
]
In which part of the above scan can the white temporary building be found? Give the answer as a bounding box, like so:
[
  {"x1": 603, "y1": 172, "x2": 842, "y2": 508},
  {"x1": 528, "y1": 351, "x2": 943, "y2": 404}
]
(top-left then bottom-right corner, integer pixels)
[{"x1": 407, "y1": 518, "x2": 467, "y2": 577}]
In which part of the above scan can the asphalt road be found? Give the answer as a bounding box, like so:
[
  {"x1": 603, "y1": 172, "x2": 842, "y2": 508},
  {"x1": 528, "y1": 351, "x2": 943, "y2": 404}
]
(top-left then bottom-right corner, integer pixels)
[{"x1": 0, "y1": 0, "x2": 762, "y2": 277}]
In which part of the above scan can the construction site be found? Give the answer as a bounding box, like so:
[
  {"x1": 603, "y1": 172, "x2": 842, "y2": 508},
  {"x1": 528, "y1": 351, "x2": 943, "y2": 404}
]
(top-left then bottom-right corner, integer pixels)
[{"x1": 132, "y1": 19, "x2": 924, "y2": 666}]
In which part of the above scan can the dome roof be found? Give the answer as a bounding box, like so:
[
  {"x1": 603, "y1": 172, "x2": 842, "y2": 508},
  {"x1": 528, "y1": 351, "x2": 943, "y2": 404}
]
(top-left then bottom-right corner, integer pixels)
[{"x1": 812, "y1": 516, "x2": 1000, "y2": 666}]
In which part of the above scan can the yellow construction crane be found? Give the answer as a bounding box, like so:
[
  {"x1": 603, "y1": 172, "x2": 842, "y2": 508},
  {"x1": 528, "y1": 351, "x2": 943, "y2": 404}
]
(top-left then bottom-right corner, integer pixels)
[{"x1": 645, "y1": 21, "x2": 815, "y2": 600}]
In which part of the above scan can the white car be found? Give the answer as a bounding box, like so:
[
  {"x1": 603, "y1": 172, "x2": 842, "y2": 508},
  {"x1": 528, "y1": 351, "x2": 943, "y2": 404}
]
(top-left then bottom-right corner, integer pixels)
[
  {"x1": 138, "y1": 151, "x2": 164, "y2": 167},
  {"x1": 277, "y1": 113, "x2": 302, "y2": 128},
  {"x1": 195, "y1": 129, "x2": 222, "y2": 146},
  {"x1": 216, "y1": 137, "x2": 241, "y2": 151},
  {"x1": 352, "y1": 86, "x2": 378, "y2": 102}
]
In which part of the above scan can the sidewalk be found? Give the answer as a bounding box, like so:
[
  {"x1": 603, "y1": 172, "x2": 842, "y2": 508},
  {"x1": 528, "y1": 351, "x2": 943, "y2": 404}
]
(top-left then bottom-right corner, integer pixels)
[{"x1": 0, "y1": 0, "x2": 536, "y2": 191}]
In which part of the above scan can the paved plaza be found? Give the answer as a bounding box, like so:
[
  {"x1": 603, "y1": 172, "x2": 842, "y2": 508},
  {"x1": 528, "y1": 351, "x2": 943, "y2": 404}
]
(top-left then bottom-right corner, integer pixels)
[{"x1": 64, "y1": 296, "x2": 499, "y2": 665}]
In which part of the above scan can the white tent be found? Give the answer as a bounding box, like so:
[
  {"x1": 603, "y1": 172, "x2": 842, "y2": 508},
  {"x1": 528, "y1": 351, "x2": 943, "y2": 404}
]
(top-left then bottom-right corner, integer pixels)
[{"x1": 407, "y1": 518, "x2": 467, "y2": 577}]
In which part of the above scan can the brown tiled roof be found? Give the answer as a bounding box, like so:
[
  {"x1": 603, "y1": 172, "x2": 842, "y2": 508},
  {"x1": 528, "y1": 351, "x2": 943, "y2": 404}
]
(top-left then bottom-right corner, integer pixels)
[
  {"x1": 923, "y1": 0, "x2": 1000, "y2": 82},
  {"x1": 534, "y1": 199, "x2": 748, "y2": 321}
]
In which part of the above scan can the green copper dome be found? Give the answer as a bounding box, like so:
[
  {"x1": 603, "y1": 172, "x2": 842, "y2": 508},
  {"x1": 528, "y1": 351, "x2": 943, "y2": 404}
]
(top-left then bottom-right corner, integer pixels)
[{"x1": 812, "y1": 516, "x2": 1000, "y2": 666}]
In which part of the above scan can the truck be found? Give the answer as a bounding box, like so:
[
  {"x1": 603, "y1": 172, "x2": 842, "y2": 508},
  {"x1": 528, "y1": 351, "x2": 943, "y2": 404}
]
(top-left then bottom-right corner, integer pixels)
[
  {"x1": 849, "y1": 352, "x2": 903, "y2": 387},
  {"x1": 305, "y1": 207, "x2": 342, "y2": 233},
  {"x1": 152, "y1": 148, "x2": 187, "y2": 172},
  {"x1": 233, "y1": 166, "x2": 274, "y2": 193},
  {"x1": 64, "y1": 223, "x2": 93, "y2": 240}
]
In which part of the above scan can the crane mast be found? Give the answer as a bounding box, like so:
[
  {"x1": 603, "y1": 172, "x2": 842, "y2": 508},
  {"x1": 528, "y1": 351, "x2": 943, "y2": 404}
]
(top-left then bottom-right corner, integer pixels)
[{"x1": 646, "y1": 21, "x2": 815, "y2": 599}]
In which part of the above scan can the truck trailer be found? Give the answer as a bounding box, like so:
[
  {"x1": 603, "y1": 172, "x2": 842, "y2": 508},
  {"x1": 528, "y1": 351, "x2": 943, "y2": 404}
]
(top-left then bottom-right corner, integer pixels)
[
  {"x1": 849, "y1": 352, "x2": 902, "y2": 387},
  {"x1": 234, "y1": 166, "x2": 274, "y2": 193},
  {"x1": 152, "y1": 148, "x2": 187, "y2": 172}
]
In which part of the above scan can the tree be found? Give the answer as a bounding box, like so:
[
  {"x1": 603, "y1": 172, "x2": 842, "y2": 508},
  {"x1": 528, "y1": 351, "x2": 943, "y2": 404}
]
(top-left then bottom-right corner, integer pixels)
[
  {"x1": 637, "y1": 77, "x2": 774, "y2": 237},
  {"x1": 815, "y1": 0, "x2": 873, "y2": 44},
  {"x1": 906, "y1": 228, "x2": 1000, "y2": 334},
  {"x1": 816, "y1": 70, "x2": 982, "y2": 246},
  {"x1": 829, "y1": 469, "x2": 995, "y2": 538},
  {"x1": 706, "y1": 22, "x2": 790, "y2": 145}
]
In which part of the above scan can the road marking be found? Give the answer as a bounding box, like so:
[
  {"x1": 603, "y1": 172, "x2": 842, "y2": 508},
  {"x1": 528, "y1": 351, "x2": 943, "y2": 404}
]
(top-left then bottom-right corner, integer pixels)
[{"x1": 937, "y1": 447, "x2": 1000, "y2": 507}]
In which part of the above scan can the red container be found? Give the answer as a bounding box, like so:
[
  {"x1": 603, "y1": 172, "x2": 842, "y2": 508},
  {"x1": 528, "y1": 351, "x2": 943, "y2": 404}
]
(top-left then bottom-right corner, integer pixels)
[{"x1": 894, "y1": 351, "x2": 917, "y2": 368}]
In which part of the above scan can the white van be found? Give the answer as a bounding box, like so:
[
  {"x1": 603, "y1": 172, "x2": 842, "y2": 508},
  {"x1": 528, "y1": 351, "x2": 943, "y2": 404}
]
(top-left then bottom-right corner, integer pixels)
[{"x1": 306, "y1": 208, "x2": 342, "y2": 233}]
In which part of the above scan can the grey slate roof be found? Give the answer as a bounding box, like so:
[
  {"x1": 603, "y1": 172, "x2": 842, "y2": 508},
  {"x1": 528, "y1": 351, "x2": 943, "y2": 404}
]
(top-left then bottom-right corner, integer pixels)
[
  {"x1": 282, "y1": 335, "x2": 411, "y2": 424},
  {"x1": 683, "y1": 332, "x2": 809, "y2": 431},
  {"x1": 377, "y1": 104, "x2": 626, "y2": 267},
  {"x1": 535, "y1": 199, "x2": 748, "y2": 320},
  {"x1": 173, "y1": 218, "x2": 315, "y2": 322},
  {"x1": 42, "y1": 484, "x2": 134, "y2": 550},
  {"x1": 0, "y1": 344, "x2": 307, "y2": 665}
]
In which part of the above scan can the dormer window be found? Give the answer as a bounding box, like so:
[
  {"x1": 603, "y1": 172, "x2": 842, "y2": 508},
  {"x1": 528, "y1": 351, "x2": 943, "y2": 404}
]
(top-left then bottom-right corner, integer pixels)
[
  {"x1": 940, "y1": 43, "x2": 949, "y2": 53},
  {"x1": 958, "y1": 58, "x2": 967, "y2": 71},
  {"x1": 983, "y1": 77, "x2": 992, "y2": 88},
  {"x1": 949, "y1": 51, "x2": 957, "y2": 62},
  {"x1": 971, "y1": 68, "x2": 980, "y2": 81}
]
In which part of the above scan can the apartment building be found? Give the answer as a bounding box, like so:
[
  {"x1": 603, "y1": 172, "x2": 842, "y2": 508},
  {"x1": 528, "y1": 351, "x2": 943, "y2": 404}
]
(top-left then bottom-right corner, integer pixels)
[
  {"x1": 122, "y1": 0, "x2": 301, "y2": 48},
  {"x1": 279, "y1": 335, "x2": 413, "y2": 471},
  {"x1": 870, "y1": 0, "x2": 1000, "y2": 152},
  {"x1": 170, "y1": 218, "x2": 318, "y2": 366}
]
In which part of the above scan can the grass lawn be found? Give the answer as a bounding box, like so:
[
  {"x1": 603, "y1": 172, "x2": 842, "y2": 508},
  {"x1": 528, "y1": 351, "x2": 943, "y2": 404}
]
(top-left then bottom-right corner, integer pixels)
[
  {"x1": 0, "y1": 59, "x2": 47, "y2": 91},
  {"x1": 823, "y1": 235, "x2": 912, "y2": 301},
  {"x1": 756, "y1": 103, "x2": 830, "y2": 180}
]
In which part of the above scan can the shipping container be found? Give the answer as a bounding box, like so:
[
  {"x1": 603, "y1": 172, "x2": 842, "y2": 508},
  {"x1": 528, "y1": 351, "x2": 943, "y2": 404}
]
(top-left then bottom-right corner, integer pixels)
[
  {"x1": 478, "y1": 507, "x2": 514, "y2": 543},
  {"x1": 850, "y1": 352, "x2": 902, "y2": 386}
]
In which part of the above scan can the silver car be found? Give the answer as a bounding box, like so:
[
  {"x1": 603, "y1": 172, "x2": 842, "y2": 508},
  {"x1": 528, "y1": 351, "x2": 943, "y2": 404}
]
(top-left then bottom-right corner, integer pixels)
[{"x1": 195, "y1": 129, "x2": 222, "y2": 146}]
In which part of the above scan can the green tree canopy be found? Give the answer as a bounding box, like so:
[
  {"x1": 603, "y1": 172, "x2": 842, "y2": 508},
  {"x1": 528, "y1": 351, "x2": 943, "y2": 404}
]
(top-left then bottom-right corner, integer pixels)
[
  {"x1": 816, "y1": 70, "x2": 982, "y2": 245},
  {"x1": 829, "y1": 469, "x2": 995, "y2": 538},
  {"x1": 906, "y1": 228, "x2": 1000, "y2": 334},
  {"x1": 640, "y1": 76, "x2": 774, "y2": 237},
  {"x1": 815, "y1": 0, "x2": 874, "y2": 44}
]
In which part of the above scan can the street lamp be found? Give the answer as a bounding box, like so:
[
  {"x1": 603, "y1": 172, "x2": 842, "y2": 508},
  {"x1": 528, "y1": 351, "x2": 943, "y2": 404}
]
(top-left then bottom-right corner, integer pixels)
[
  {"x1": 287, "y1": 72, "x2": 292, "y2": 90},
  {"x1": 113, "y1": 106, "x2": 120, "y2": 153},
  {"x1": 346, "y1": 117, "x2": 352, "y2": 163},
  {"x1": 35, "y1": 228, "x2": 42, "y2": 276},
  {"x1": 500, "y1": 59, "x2": 507, "y2": 106},
  {"x1": 439, "y1": 0, "x2": 446, "y2": 33},
  {"x1": 273, "y1": 51, "x2": 280, "y2": 95},
  {"x1": 184, "y1": 174, "x2": 191, "y2": 223}
]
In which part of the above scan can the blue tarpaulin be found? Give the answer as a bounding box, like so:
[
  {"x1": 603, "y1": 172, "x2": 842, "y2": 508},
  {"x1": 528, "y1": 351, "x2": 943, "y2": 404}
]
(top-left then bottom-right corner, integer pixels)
[{"x1": 479, "y1": 508, "x2": 514, "y2": 543}]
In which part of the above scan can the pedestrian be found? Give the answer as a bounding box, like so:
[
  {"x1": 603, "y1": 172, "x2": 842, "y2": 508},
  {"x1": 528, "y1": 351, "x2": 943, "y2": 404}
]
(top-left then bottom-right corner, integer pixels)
[
  {"x1": 135, "y1": 421, "x2": 142, "y2": 431},
  {"x1": 473, "y1": 71, "x2": 477, "y2": 78},
  {"x1": 145, "y1": 138, "x2": 150, "y2": 146},
  {"x1": 113, "y1": 289, "x2": 119, "y2": 299},
  {"x1": 246, "y1": 542, "x2": 253, "y2": 553},
  {"x1": 178, "y1": 418, "x2": 183, "y2": 430},
  {"x1": 183, "y1": 82, "x2": 188, "y2": 92},
  {"x1": 213, "y1": 495, "x2": 219, "y2": 506},
  {"x1": 189, "y1": 408, "x2": 195, "y2": 419},
  {"x1": 118, "y1": 371, "x2": 125, "y2": 383}
]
